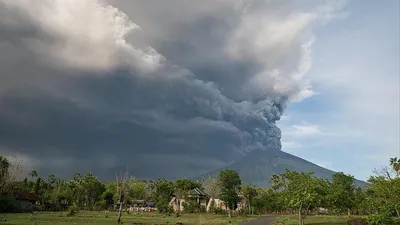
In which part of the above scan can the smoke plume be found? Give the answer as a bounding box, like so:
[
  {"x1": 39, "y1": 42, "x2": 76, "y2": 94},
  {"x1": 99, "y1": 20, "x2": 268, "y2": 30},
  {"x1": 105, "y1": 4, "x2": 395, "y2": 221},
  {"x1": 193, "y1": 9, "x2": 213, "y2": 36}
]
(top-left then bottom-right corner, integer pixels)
[{"x1": 0, "y1": 0, "x2": 343, "y2": 178}]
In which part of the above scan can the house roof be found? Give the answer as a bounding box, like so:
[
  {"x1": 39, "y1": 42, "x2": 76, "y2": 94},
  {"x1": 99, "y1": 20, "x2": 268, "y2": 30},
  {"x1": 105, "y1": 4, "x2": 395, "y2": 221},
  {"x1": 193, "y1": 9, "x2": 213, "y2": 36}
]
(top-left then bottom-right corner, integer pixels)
[
  {"x1": 188, "y1": 188, "x2": 206, "y2": 196},
  {"x1": 12, "y1": 189, "x2": 39, "y2": 201}
]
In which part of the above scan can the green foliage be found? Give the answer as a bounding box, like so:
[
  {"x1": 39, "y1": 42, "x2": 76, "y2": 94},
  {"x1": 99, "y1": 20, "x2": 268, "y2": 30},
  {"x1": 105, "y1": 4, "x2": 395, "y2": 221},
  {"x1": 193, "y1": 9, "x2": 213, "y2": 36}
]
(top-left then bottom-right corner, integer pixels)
[
  {"x1": 241, "y1": 185, "x2": 257, "y2": 206},
  {"x1": 100, "y1": 191, "x2": 114, "y2": 208},
  {"x1": 218, "y1": 169, "x2": 242, "y2": 211},
  {"x1": 175, "y1": 179, "x2": 201, "y2": 192},
  {"x1": 127, "y1": 178, "x2": 147, "y2": 201},
  {"x1": 156, "y1": 197, "x2": 172, "y2": 215},
  {"x1": 67, "y1": 204, "x2": 79, "y2": 216},
  {"x1": 271, "y1": 170, "x2": 329, "y2": 225},
  {"x1": 328, "y1": 172, "x2": 357, "y2": 214},
  {"x1": 182, "y1": 200, "x2": 201, "y2": 213},
  {"x1": 214, "y1": 207, "x2": 226, "y2": 215},
  {"x1": 252, "y1": 188, "x2": 282, "y2": 213},
  {"x1": 0, "y1": 195, "x2": 17, "y2": 213}
]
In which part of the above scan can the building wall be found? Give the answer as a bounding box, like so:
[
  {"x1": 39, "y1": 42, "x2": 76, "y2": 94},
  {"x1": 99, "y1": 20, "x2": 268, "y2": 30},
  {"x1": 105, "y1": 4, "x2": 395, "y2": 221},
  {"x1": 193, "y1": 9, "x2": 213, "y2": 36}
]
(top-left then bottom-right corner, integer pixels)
[{"x1": 16, "y1": 200, "x2": 34, "y2": 211}]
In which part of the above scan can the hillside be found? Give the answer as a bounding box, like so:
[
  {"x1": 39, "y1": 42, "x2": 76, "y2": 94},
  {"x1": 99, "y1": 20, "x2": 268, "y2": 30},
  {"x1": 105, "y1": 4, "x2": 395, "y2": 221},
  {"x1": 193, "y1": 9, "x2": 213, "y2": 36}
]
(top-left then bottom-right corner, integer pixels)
[{"x1": 196, "y1": 150, "x2": 366, "y2": 187}]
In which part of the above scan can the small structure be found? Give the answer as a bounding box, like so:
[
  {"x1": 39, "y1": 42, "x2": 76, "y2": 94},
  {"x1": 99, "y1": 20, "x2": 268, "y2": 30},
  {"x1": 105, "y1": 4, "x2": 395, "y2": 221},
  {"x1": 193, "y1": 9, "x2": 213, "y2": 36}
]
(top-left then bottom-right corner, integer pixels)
[
  {"x1": 169, "y1": 188, "x2": 208, "y2": 212},
  {"x1": 206, "y1": 195, "x2": 248, "y2": 212},
  {"x1": 12, "y1": 189, "x2": 39, "y2": 212}
]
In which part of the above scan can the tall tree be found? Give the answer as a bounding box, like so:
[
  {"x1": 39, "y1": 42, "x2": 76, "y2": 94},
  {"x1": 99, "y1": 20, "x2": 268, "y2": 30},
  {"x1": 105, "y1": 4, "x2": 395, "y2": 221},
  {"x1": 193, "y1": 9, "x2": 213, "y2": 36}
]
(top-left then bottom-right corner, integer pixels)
[
  {"x1": 368, "y1": 161, "x2": 400, "y2": 217},
  {"x1": 0, "y1": 156, "x2": 11, "y2": 194},
  {"x1": 115, "y1": 170, "x2": 129, "y2": 224},
  {"x1": 0, "y1": 156, "x2": 26, "y2": 195},
  {"x1": 218, "y1": 169, "x2": 241, "y2": 218},
  {"x1": 241, "y1": 185, "x2": 257, "y2": 214},
  {"x1": 202, "y1": 175, "x2": 220, "y2": 212},
  {"x1": 271, "y1": 170, "x2": 328, "y2": 225},
  {"x1": 327, "y1": 172, "x2": 356, "y2": 215}
]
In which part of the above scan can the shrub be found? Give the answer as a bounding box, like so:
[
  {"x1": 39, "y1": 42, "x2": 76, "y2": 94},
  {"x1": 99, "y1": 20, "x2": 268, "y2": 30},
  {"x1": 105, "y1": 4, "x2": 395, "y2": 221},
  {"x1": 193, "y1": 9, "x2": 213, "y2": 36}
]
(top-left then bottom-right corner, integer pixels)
[
  {"x1": 67, "y1": 204, "x2": 79, "y2": 216},
  {"x1": 347, "y1": 218, "x2": 367, "y2": 225},
  {"x1": 365, "y1": 206, "x2": 399, "y2": 225},
  {"x1": 182, "y1": 201, "x2": 200, "y2": 213},
  {"x1": 0, "y1": 196, "x2": 17, "y2": 213},
  {"x1": 208, "y1": 199, "x2": 216, "y2": 214},
  {"x1": 156, "y1": 197, "x2": 172, "y2": 215},
  {"x1": 214, "y1": 207, "x2": 226, "y2": 215},
  {"x1": 365, "y1": 214, "x2": 394, "y2": 225}
]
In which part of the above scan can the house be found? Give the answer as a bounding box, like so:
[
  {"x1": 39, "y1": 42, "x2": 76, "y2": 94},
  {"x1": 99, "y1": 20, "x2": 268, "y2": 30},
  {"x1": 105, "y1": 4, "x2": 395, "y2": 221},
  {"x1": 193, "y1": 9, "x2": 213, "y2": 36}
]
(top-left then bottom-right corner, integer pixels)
[
  {"x1": 12, "y1": 189, "x2": 39, "y2": 212},
  {"x1": 169, "y1": 188, "x2": 248, "y2": 213},
  {"x1": 206, "y1": 195, "x2": 249, "y2": 212},
  {"x1": 169, "y1": 188, "x2": 208, "y2": 212}
]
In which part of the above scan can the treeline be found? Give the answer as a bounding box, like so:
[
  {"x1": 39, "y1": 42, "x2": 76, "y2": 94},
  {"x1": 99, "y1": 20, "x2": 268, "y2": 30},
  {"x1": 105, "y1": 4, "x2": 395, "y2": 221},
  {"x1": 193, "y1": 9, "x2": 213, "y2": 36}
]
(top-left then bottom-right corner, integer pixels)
[{"x1": 1, "y1": 156, "x2": 399, "y2": 225}]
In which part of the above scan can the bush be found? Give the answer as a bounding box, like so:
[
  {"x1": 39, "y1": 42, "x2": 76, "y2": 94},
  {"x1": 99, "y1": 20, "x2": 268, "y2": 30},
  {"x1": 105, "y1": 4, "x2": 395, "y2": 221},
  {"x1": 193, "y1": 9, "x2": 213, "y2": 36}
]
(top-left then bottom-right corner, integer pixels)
[
  {"x1": 67, "y1": 204, "x2": 79, "y2": 216},
  {"x1": 0, "y1": 196, "x2": 17, "y2": 213},
  {"x1": 365, "y1": 214, "x2": 394, "y2": 225},
  {"x1": 156, "y1": 197, "x2": 172, "y2": 215},
  {"x1": 214, "y1": 207, "x2": 226, "y2": 215},
  {"x1": 347, "y1": 218, "x2": 367, "y2": 225},
  {"x1": 365, "y1": 206, "x2": 399, "y2": 225},
  {"x1": 182, "y1": 201, "x2": 200, "y2": 213},
  {"x1": 393, "y1": 218, "x2": 400, "y2": 225}
]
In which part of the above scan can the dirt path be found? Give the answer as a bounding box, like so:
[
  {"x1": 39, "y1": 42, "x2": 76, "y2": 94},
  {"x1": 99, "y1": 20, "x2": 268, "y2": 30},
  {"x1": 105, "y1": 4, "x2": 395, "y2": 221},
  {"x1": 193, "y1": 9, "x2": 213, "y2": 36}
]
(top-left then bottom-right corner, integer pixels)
[{"x1": 242, "y1": 215, "x2": 276, "y2": 225}]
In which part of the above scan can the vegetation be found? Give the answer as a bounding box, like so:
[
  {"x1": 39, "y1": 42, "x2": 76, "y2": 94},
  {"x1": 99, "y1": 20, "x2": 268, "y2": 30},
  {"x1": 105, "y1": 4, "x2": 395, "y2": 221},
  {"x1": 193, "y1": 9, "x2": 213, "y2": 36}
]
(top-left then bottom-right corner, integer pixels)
[
  {"x1": 217, "y1": 169, "x2": 241, "y2": 218},
  {"x1": 0, "y1": 155, "x2": 399, "y2": 225},
  {"x1": 0, "y1": 211, "x2": 258, "y2": 225}
]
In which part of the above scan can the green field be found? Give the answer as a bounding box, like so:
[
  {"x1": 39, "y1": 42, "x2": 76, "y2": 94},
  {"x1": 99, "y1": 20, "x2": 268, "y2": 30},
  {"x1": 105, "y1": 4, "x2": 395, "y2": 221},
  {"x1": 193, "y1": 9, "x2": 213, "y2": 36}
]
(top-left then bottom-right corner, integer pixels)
[
  {"x1": 0, "y1": 211, "x2": 259, "y2": 225},
  {"x1": 276, "y1": 215, "x2": 352, "y2": 225},
  {"x1": 0, "y1": 212, "x2": 360, "y2": 225}
]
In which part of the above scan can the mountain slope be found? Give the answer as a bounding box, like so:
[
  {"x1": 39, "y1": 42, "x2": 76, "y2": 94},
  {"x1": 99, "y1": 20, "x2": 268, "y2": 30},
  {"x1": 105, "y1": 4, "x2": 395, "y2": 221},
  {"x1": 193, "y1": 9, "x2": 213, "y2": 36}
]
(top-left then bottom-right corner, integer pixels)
[{"x1": 196, "y1": 150, "x2": 366, "y2": 187}]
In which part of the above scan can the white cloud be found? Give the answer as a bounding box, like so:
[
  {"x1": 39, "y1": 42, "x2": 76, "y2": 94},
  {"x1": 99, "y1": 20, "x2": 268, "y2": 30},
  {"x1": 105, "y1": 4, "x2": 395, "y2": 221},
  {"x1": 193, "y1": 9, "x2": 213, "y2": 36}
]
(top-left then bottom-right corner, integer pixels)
[
  {"x1": 283, "y1": 123, "x2": 339, "y2": 138},
  {"x1": 0, "y1": 0, "x2": 163, "y2": 72}
]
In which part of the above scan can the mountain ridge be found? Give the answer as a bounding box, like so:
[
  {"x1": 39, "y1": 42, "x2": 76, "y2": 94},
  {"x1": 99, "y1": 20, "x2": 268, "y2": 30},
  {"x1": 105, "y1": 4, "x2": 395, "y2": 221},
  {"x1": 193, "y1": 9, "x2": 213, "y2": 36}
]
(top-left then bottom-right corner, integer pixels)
[{"x1": 195, "y1": 150, "x2": 366, "y2": 187}]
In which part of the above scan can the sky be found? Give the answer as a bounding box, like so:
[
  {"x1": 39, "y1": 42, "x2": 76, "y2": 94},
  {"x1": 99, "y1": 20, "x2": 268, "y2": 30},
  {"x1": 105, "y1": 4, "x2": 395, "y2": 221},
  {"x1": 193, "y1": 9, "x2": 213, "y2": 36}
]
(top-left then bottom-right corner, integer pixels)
[{"x1": 0, "y1": 0, "x2": 398, "y2": 181}]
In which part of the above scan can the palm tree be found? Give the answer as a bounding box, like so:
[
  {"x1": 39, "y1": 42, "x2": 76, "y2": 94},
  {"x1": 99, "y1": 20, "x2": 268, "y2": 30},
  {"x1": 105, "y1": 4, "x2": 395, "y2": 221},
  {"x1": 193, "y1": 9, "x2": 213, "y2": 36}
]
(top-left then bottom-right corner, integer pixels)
[
  {"x1": 29, "y1": 170, "x2": 38, "y2": 179},
  {"x1": 0, "y1": 156, "x2": 10, "y2": 179},
  {"x1": 389, "y1": 157, "x2": 400, "y2": 177}
]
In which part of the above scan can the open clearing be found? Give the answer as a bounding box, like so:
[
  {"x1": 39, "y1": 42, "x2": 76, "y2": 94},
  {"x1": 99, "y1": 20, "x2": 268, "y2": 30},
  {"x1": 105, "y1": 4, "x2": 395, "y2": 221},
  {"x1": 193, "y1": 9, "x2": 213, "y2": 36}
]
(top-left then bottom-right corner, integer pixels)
[{"x1": 0, "y1": 211, "x2": 259, "y2": 225}]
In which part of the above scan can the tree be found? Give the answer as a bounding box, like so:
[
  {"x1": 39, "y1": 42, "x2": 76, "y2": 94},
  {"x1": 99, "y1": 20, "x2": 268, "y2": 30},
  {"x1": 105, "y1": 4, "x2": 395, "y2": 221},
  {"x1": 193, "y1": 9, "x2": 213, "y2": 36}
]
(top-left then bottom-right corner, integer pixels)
[
  {"x1": 173, "y1": 179, "x2": 200, "y2": 215},
  {"x1": 241, "y1": 185, "x2": 257, "y2": 214},
  {"x1": 218, "y1": 169, "x2": 241, "y2": 218},
  {"x1": 390, "y1": 157, "x2": 400, "y2": 177},
  {"x1": 115, "y1": 170, "x2": 129, "y2": 224},
  {"x1": 271, "y1": 170, "x2": 328, "y2": 225},
  {"x1": 29, "y1": 170, "x2": 38, "y2": 179},
  {"x1": 202, "y1": 175, "x2": 220, "y2": 213},
  {"x1": 0, "y1": 156, "x2": 11, "y2": 194},
  {"x1": 81, "y1": 173, "x2": 105, "y2": 210},
  {"x1": 127, "y1": 177, "x2": 147, "y2": 201},
  {"x1": 368, "y1": 165, "x2": 400, "y2": 217},
  {"x1": 327, "y1": 172, "x2": 356, "y2": 215},
  {"x1": 202, "y1": 175, "x2": 220, "y2": 199},
  {"x1": 153, "y1": 179, "x2": 174, "y2": 215},
  {"x1": 0, "y1": 156, "x2": 25, "y2": 195}
]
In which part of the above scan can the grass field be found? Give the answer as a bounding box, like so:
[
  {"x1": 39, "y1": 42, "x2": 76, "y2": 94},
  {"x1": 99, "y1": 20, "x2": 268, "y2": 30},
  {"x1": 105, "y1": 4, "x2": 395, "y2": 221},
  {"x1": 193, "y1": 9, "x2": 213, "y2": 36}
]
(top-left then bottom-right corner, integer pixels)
[
  {"x1": 0, "y1": 212, "x2": 358, "y2": 225},
  {"x1": 276, "y1": 215, "x2": 352, "y2": 225},
  {"x1": 0, "y1": 211, "x2": 259, "y2": 225}
]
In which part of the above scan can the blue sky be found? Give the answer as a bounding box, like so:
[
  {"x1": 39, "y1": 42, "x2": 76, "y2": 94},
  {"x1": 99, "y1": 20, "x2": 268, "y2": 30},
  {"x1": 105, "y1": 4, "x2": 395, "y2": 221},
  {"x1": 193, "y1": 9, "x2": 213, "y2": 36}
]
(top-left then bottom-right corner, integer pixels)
[{"x1": 279, "y1": 0, "x2": 399, "y2": 180}]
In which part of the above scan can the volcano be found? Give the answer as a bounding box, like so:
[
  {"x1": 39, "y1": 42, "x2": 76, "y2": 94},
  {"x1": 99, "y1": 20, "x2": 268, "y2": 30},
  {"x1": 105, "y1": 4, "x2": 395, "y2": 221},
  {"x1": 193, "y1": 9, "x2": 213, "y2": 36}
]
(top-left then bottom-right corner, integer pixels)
[{"x1": 196, "y1": 150, "x2": 366, "y2": 187}]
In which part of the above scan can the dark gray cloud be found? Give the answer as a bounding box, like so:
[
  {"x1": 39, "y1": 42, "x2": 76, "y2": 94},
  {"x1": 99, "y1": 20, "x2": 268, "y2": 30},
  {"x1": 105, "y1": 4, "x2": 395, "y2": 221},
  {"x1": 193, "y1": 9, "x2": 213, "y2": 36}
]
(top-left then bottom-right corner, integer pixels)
[{"x1": 0, "y1": 0, "x2": 342, "y2": 179}]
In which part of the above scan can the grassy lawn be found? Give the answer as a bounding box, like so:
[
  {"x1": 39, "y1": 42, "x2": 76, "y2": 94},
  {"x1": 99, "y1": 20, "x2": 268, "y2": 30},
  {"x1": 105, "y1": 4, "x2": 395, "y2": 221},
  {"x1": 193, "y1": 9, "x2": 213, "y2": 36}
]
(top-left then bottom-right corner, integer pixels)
[
  {"x1": 0, "y1": 211, "x2": 259, "y2": 225},
  {"x1": 276, "y1": 215, "x2": 352, "y2": 225}
]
